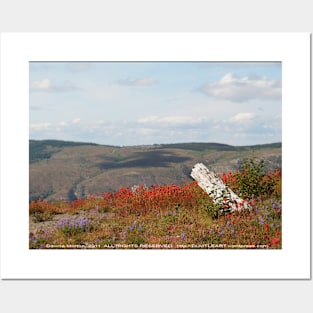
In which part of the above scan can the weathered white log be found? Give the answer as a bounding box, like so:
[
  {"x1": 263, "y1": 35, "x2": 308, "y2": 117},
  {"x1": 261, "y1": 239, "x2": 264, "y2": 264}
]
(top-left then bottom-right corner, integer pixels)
[{"x1": 191, "y1": 163, "x2": 250, "y2": 212}]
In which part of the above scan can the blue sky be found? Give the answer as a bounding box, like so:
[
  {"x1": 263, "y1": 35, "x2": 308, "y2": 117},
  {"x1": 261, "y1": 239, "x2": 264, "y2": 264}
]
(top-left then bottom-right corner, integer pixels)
[{"x1": 29, "y1": 62, "x2": 281, "y2": 146}]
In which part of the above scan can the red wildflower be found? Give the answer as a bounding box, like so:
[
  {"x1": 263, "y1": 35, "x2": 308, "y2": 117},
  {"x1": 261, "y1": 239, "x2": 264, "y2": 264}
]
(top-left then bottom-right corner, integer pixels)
[{"x1": 269, "y1": 237, "x2": 280, "y2": 246}]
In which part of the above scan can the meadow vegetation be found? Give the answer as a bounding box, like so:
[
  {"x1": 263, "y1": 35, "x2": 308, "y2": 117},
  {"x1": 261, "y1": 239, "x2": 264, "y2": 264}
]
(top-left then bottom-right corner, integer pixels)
[{"x1": 29, "y1": 158, "x2": 282, "y2": 249}]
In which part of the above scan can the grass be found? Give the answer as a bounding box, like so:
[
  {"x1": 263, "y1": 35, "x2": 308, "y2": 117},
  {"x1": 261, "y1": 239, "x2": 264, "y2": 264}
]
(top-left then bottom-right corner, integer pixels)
[{"x1": 29, "y1": 162, "x2": 282, "y2": 249}]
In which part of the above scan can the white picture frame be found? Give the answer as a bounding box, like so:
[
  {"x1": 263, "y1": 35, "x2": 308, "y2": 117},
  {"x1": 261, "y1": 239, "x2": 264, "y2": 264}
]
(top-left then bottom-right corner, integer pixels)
[{"x1": 0, "y1": 33, "x2": 310, "y2": 279}]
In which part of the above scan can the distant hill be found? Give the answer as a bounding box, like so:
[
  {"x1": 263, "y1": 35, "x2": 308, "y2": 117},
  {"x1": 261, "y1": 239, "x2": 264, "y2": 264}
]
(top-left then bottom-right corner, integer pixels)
[
  {"x1": 160, "y1": 142, "x2": 282, "y2": 151},
  {"x1": 29, "y1": 140, "x2": 282, "y2": 202},
  {"x1": 29, "y1": 139, "x2": 101, "y2": 163}
]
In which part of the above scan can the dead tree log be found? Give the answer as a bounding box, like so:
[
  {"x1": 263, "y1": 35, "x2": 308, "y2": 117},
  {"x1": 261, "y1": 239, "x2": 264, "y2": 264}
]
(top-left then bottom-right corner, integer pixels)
[{"x1": 190, "y1": 163, "x2": 250, "y2": 212}]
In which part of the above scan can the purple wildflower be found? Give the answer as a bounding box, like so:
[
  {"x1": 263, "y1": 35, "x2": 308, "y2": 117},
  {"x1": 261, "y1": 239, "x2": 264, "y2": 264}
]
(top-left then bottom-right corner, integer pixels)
[
  {"x1": 56, "y1": 217, "x2": 91, "y2": 233},
  {"x1": 130, "y1": 220, "x2": 137, "y2": 231},
  {"x1": 79, "y1": 217, "x2": 89, "y2": 229},
  {"x1": 138, "y1": 223, "x2": 144, "y2": 231},
  {"x1": 218, "y1": 226, "x2": 225, "y2": 236},
  {"x1": 259, "y1": 216, "x2": 264, "y2": 225},
  {"x1": 218, "y1": 230, "x2": 224, "y2": 236},
  {"x1": 272, "y1": 201, "x2": 282, "y2": 210}
]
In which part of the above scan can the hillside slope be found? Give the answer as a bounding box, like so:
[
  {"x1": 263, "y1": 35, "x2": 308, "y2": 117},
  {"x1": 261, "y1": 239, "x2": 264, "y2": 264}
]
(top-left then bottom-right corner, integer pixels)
[{"x1": 29, "y1": 140, "x2": 281, "y2": 201}]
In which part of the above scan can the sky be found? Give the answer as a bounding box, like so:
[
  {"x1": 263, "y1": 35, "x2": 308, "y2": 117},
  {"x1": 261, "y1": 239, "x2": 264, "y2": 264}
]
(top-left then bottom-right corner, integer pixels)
[{"x1": 29, "y1": 62, "x2": 282, "y2": 146}]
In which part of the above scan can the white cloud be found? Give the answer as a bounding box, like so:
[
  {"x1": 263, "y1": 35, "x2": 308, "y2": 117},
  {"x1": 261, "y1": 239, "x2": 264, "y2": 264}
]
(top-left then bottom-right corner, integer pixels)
[
  {"x1": 30, "y1": 78, "x2": 52, "y2": 91},
  {"x1": 197, "y1": 73, "x2": 281, "y2": 102},
  {"x1": 230, "y1": 112, "x2": 256, "y2": 123},
  {"x1": 29, "y1": 115, "x2": 281, "y2": 146},
  {"x1": 117, "y1": 77, "x2": 158, "y2": 87},
  {"x1": 71, "y1": 118, "x2": 81, "y2": 124},
  {"x1": 30, "y1": 122, "x2": 51, "y2": 131},
  {"x1": 137, "y1": 115, "x2": 207, "y2": 126},
  {"x1": 30, "y1": 79, "x2": 79, "y2": 92},
  {"x1": 137, "y1": 128, "x2": 156, "y2": 136}
]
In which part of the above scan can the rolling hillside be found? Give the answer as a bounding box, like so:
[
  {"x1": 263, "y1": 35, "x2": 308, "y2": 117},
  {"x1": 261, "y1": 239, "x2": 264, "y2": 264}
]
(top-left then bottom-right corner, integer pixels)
[{"x1": 29, "y1": 140, "x2": 282, "y2": 201}]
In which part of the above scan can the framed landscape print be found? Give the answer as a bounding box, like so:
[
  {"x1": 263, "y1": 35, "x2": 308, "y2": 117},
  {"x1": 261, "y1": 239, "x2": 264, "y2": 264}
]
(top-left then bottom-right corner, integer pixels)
[
  {"x1": 28, "y1": 60, "x2": 282, "y2": 251},
  {"x1": 0, "y1": 33, "x2": 310, "y2": 279}
]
